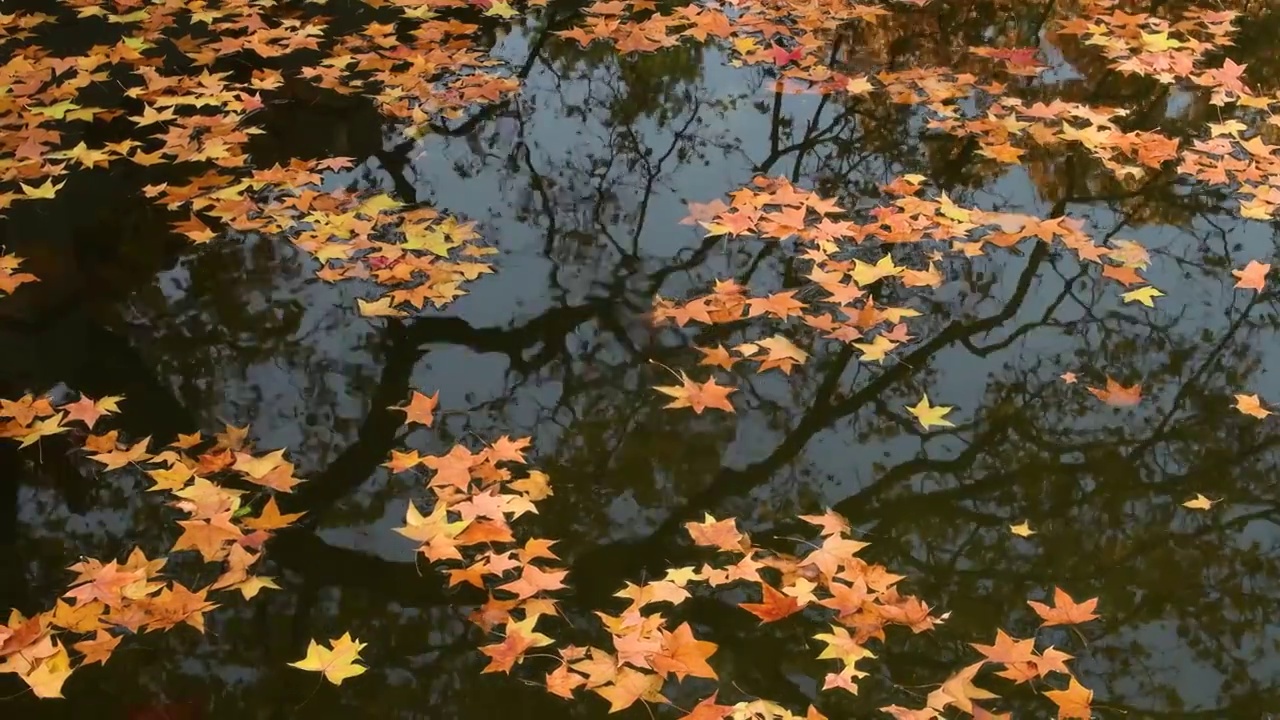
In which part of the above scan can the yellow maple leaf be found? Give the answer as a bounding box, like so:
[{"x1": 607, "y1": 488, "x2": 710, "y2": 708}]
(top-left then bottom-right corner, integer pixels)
[
  {"x1": 850, "y1": 254, "x2": 903, "y2": 285},
  {"x1": 1009, "y1": 521, "x2": 1036, "y2": 537},
  {"x1": 18, "y1": 179, "x2": 66, "y2": 200},
  {"x1": 1121, "y1": 286, "x2": 1163, "y2": 307},
  {"x1": 906, "y1": 394, "x2": 955, "y2": 429},
  {"x1": 357, "y1": 296, "x2": 406, "y2": 318},
  {"x1": 1182, "y1": 493, "x2": 1217, "y2": 510},
  {"x1": 853, "y1": 335, "x2": 897, "y2": 363},
  {"x1": 289, "y1": 632, "x2": 368, "y2": 685}
]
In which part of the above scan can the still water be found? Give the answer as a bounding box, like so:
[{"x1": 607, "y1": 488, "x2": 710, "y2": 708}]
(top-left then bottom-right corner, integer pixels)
[{"x1": 3, "y1": 0, "x2": 1280, "y2": 717}]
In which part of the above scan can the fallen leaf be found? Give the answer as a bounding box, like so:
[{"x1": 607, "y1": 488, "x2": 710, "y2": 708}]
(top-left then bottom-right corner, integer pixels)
[
  {"x1": 1028, "y1": 588, "x2": 1099, "y2": 627},
  {"x1": 1233, "y1": 393, "x2": 1270, "y2": 419},
  {"x1": 1182, "y1": 493, "x2": 1218, "y2": 510},
  {"x1": 906, "y1": 394, "x2": 955, "y2": 429},
  {"x1": 1120, "y1": 286, "x2": 1164, "y2": 307},
  {"x1": 288, "y1": 633, "x2": 368, "y2": 685},
  {"x1": 653, "y1": 372, "x2": 736, "y2": 414},
  {"x1": 1232, "y1": 260, "x2": 1269, "y2": 291}
]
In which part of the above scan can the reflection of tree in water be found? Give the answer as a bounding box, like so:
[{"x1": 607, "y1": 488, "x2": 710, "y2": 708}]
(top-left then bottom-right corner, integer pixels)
[{"x1": 4, "y1": 0, "x2": 1280, "y2": 716}]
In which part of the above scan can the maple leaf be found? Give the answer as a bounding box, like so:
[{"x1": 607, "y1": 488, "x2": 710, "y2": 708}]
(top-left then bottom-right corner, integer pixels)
[
  {"x1": 60, "y1": 395, "x2": 110, "y2": 429},
  {"x1": 72, "y1": 630, "x2": 121, "y2": 666},
  {"x1": 546, "y1": 664, "x2": 588, "y2": 699},
  {"x1": 143, "y1": 583, "x2": 218, "y2": 633},
  {"x1": 289, "y1": 633, "x2": 368, "y2": 685},
  {"x1": 1028, "y1": 588, "x2": 1099, "y2": 626},
  {"x1": 927, "y1": 661, "x2": 998, "y2": 714},
  {"x1": 1231, "y1": 260, "x2": 1270, "y2": 291},
  {"x1": 50, "y1": 599, "x2": 105, "y2": 634},
  {"x1": 799, "y1": 509, "x2": 851, "y2": 537},
  {"x1": 16, "y1": 412, "x2": 70, "y2": 449},
  {"x1": 1101, "y1": 264, "x2": 1144, "y2": 286},
  {"x1": 814, "y1": 625, "x2": 876, "y2": 669},
  {"x1": 681, "y1": 693, "x2": 736, "y2": 720},
  {"x1": 591, "y1": 666, "x2": 667, "y2": 713},
  {"x1": 753, "y1": 334, "x2": 809, "y2": 374},
  {"x1": 906, "y1": 395, "x2": 955, "y2": 429},
  {"x1": 1182, "y1": 493, "x2": 1218, "y2": 510},
  {"x1": 480, "y1": 617, "x2": 554, "y2": 673},
  {"x1": 172, "y1": 513, "x2": 244, "y2": 561},
  {"x1": 851, "y1": 254, "x2": 903, "y2": 285},
  {"x1": 496, "y1": 564, "x2": 568, "y2": 599},
  {"x1": 745, "y1": 290, "x2": 807, "y2": 319},
  {"x1": 242, "y1": 496, "x2": 306, "y2": 531},
  {"x1": 652, "y1": 371, "x2": 736, "y2": 414},
  {"x1": 1009, "y1": 521, "x2": 1036, "y2": 537},
  {"x1": 740, "y1": 582, "x2": 802, "y2": 622},
  {"x1": 357, "y1": 296, "x2": 406, "y2": 317},
  {"x1": 89, "y1": 437, "x2": 152, "y2": 470},
  {"x1": 146, "y1": 464, "x2": 194, "y2": 492},
  {"x1": 391, "y1": 390, "x2": 439, "y2": 426},
  {"x1": 1044, "y1": 676, "x2": 1093, "y2": 719},
  {"x1": 1087, "y1": 377, "x2": 1141, "y2": 406},
  {"x1": 854, "y1": 335, "x2": 897, "y2": 362},
  {"x1": 1120, "y1": 285, "x2": 1163, "y2": 307},
  {"x1": 233, "y1": 448, "x2": 288, "y2": 479},
  {"x1": 1108, "y1": 240, "x2": 1150, "y2": 268},
  {"x1": 685, "y1": 513, "x2": 745, "y2": 552},
  {"x1": 63, "y1": 562, "x2": 147, "y2": 608},
  {"x1": 650, "y1": 622, "x2": 717, "y2": 680},
  {"x1": 1234, "y1": 393, "x2": 1270, "y2": 419},
  {"x1": 971, "y1": 629, "x2": 1036, "y2": 664},
  {"x1": 695, "y1": 344, "x2": 738, "y2": 370},
  {"x1": 510, "y1": 470, "x2": 553, "y2": 500},
  {"x1": 19, "y1": 642, "x2": 73, "y2": 699}
]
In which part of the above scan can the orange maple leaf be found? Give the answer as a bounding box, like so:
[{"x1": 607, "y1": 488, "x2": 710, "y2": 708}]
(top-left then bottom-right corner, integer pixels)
[
  {"x1": 1086, "y1": 377, "x2": 1141, "y2": 406},
  {"x1": 391, "y1": 390, "x2": 439, "y2": 426},
  {"x1": 1028, "y1": 587, "x2": 1099, "y2": 626},
  {"x1": 652, "y1": 371, "x2": 736, "y2": 414},
  {"x1": 1231, "y1": 259, "x2": 1269, "y2": 291},
  {"x1": 740, "y1": 582, "x2": 802, "y2": 622},
  {"x1": 650, "y1": 622, "x2": 718, "y2": 681},
  {"x1": 1043, "y1": 676, "x2": 1094, "y2": 719}
]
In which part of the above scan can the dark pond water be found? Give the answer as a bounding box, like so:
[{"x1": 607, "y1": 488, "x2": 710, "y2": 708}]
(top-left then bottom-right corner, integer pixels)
[{"x1": 3, "y1": 0, "x2": 1280, "y2": 717}]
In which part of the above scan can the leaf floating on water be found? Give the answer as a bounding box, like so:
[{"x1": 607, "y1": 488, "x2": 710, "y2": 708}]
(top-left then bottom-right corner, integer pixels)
[
  {"x1": 289, "y1": 633, "x2": 368, "y2": 685},
  {"x1": 1086, "y1": 377, "x2": 1141, "y2": 406},
  {"x1": 1027, "y1": 587, "x2": 1099, "y2": 627},
  {"x1": 652, "y1": 372, "x2": 736, "y2": 414},
  {"x1": 1120, "y1": 285, "x2": 1164, "y2": 307},
  {"x1": 1043, "y1": 676, "x2": 1094, "y2": 719},
  {"x1": 1233, "y1": 393, "x2": 1270, "y2": 419},
  {"x1": 356, "y1": 297, "x2": 407, "y2": 318},
  {"x1": 1231, "y1": 260, "x2": 1270, "y2": 291},
  {"x1": 1009, "y1": 521, "x2": 1035, "y2": 537},
  {"x1": 1182, "y1": 493, "x2": 1218, "y2": 510},
  {"x1": 906, "y1": 394, "x2": 955, "y2": 429}
]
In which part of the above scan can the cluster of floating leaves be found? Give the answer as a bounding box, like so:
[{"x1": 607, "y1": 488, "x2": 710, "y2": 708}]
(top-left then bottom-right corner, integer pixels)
[
  {"x1": 384, "y1": 389, "x2": 1108, "y2": 718},
  {"x1": 0, "y1": 0, "x2": 525, "y2": 314},
  {"x1": 161, "y1": 173, "x2": 498, "y2": 316},
  {"x1": 554, "y1": 0, "x2": 1280, "y2": 220},
  {"x1": 0, "y1": 393, "x2": 310, "y2": 697},
  {"x1": 651, "y1": 166, "x2": 1277, "y2": 427},
  {"x1": 0, "y1": 386, "x2": 1108, "y2": 716}
]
